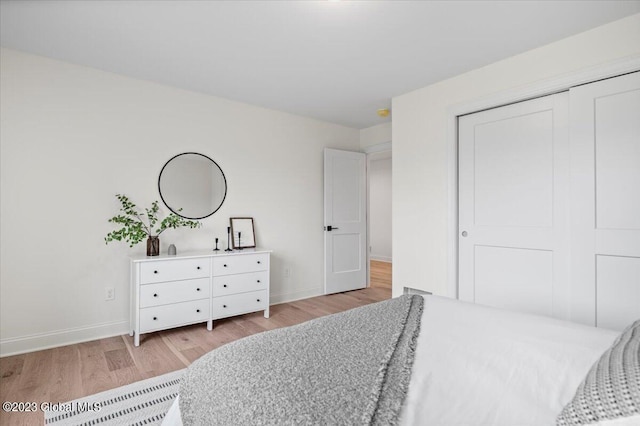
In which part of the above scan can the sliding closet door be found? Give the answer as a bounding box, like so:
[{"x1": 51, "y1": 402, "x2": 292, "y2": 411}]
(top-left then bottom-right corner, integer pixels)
[
  {"x1": 570, "y1": 71, "x2": 640, "y2": 330},
  {"x1": 458, "y1": 93, "x2": 570, "y2": 319}
]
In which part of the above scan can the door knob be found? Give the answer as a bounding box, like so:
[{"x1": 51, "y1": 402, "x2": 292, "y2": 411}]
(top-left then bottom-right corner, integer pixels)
[
  {"x1": 461, "y1": 231, "x2": 468, "y2": 237},
  {"x1": 325, "y1": 226, "x2": 340, "y2": 231}
]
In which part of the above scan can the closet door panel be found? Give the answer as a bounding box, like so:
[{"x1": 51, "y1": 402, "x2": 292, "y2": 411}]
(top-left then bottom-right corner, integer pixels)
[
  {"x1": 474, "y1": 245, "x2": 553, "y2": 317},
  {"x1": 570, "y1": 71, "x2": 640, "y2": 329},
  {"x1": 458, "y1": 93, "x2": 569, "y2": 319},
  {"x1": 596, "y1": 255, "x2": 640, "y2": 331},
  {"x1": 595, "y1": 88, "x2": 640, "y2": 230},
  {"x1": 473, "y1": 110, "x2": 554, "y2": 228}
]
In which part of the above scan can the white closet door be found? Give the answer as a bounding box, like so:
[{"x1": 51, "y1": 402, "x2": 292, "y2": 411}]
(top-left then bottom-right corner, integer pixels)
[
  {"x1": 570, "y1": 71, "x2": 640, "y2": 330},
  {"x1": 458, "y1": 93, "x2": 570, "y2": 319}
]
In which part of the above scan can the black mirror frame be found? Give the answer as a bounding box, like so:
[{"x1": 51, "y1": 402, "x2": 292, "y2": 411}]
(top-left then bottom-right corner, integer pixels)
[{"x1": 158, "y1": 152, "x2": 227, "y2": 220}]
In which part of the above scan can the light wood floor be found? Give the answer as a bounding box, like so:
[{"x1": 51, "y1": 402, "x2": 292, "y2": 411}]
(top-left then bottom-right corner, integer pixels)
[
  {"x1": 0, "y1": 262, "x2": 391, "y2": 426},
  {"x1": 370, "y1": 260, "x2": 392, "y2": 289}
]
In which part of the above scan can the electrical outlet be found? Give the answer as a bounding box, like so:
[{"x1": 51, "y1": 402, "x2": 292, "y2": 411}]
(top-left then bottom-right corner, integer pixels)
[{"x1": 105, "y1": 287, "x2": 115, "y2": 301}]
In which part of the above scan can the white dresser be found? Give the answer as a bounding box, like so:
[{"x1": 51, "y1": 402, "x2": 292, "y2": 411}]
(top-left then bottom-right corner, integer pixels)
[{"x1": 130, "y1": 249, "x2": 270, "y2": 346}]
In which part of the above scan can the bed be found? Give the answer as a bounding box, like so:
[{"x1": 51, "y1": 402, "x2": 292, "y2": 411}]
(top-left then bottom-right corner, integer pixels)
[{"x1": 162, "y1": 295, "x2": 639, "y2": 426}]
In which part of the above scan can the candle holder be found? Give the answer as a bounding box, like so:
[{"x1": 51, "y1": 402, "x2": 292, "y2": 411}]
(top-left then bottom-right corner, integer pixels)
[
  {"x1": 213, "y1": 237, "x2": 220, "y2": 251},
  {"x1": 237, "y1": 231, "x2": 243, "y2": 250},
  {"x1": 225, "y1": 226, "x2": 233, "y2": 251}
]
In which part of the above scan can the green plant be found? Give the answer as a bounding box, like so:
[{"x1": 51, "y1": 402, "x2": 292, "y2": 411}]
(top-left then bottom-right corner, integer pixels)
[{"x1": 105, "y1": 194, "x2": 201, "y2": 247}]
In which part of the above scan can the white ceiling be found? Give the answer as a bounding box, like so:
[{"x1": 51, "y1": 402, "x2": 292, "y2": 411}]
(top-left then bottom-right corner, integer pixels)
[{"x1": 1, "y1": 1, "x2": 639, "y2": 129}]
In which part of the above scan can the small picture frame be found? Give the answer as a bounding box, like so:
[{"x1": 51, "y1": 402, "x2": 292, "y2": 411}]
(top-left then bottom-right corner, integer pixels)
[{"x1": 230, "y1": 217, "x2": 256, "y2": 249}]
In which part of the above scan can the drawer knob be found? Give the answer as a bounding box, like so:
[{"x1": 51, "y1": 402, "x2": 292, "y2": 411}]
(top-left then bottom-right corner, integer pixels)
[
  {"x1": 257, "y1": 261, "x2": 261, "y2": 264},
  {"x1": 153, "y1": 293, "x2": 158, "y2": 297},
  {"x1": 223, "y1": 284, "x2": 227, "y2": 288},
  {"x1": 196, "y1": 288, "x2": 201, "y2": 291},
  {"x1": 257, "y1": 280, "x2": 261, "y2": 283},
  {"x1": 223, "y1": 304, "x2": 227, "y2": 308},
  {"x1": 154, "y1": 270, "x2": 158, "y2": 274},
  {"x1": 197, "y1": 266, "x2": 201, "y2": 270},
  {"x1": 153, "y1": 316, "x2": 158, "y2": 320},
  {"x1": 223, "y1": 264, "x2": 227, "y2": 267},
  {"x1": 196, "y1": 309, "x2": 200, "y2": 313},
  {"x1": 257, "y1": 299, "x2": 261, "y2": 302}
]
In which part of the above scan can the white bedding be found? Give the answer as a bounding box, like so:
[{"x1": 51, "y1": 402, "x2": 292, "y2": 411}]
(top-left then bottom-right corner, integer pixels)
[{"x1": 162, "y1": 295, "x2": 618, "y2": 426}]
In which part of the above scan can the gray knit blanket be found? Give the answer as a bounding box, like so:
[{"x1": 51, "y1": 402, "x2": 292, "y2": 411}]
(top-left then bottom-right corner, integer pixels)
[{"x1": 179, "y1": 295, "x2": 424, "y2": 425}]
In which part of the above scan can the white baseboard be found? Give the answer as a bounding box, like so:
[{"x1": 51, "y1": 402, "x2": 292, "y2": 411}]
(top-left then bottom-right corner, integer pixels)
[
  {"x1": 370, "y1": 255, "x2": 392, "y2": 263},
  {"x1": 270, "y1": 287, "x2": 323, "y2": 305},
  {"x1": 1, "y1": 288, "x2": 331, "y2": 357},
  {"x1": 0, "y1": 320, "x2": 129, "y2": 357}
]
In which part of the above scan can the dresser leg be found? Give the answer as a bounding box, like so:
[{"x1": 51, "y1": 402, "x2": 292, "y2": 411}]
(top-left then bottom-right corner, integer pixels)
[
  {"x1": 264, "y1": 307, "x2": 270, "y2": 319},
  {"x1": 129, "y1": 330, "x2": 134, "y2": 337},
  {"x1": 134, "y1": 333, "x2": 140, "y2": 347},
  {"x1": 207, "y1": 320, "x2": 213, "y2": 331}
]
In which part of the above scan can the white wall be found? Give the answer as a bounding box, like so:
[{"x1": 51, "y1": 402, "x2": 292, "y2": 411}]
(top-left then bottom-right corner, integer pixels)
[
  {"x1": 360, "y1": 122, "x2": 391, "y2": 151},
  {"x1": 368, "y1": 153, "x2": 392, "y2": 262},
  {"x1": 0, "y1": 48, "x2": 360, "y2": 356},
  {"x1": 392, "y1": 14, "x2": 640, "y2": 297}
]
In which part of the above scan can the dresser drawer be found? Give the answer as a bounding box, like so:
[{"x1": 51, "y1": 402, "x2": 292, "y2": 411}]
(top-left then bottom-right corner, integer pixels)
[
  {"x1": 213, "y1": 271, "x2": 268, "y2": 297},
  {"x1": 213, "y1": 253, "x2": 268, "y2": 276},
  {"x1": 140, "y1": 299, "x2": 209, "y2": 333},
  {"x1": 140, "y1": 278, "x2": 210, "y2": 308},
  {"x1": 140, "y1": 258, "x2": 210, "y2": 284},
  {"x1": 213, "y1": 290, "x2": 268, "y2": 319}
]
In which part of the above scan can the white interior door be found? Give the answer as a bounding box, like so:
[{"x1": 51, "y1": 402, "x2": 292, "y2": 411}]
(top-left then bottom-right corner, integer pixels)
[
  {"x1": 458, "y1": 93, "x2": 570, "y2": 319},
  {"x1": 324, "y1": 148, "x2": 367, "y2": 294},
  {"x1": 570, "y1": 71, "x2": 640, "y2": 330}
]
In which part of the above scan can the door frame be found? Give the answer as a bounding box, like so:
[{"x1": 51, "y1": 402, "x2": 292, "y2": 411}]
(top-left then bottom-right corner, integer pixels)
[
  {"x1": 445, "y1": 56, "x2": 640, "y2": 299},
  {"x1": 365, "y1": 141, "x2": 393, "y2": 288}
]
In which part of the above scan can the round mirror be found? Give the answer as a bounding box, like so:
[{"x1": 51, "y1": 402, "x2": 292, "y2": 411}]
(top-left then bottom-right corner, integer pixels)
[{"x1": 158, "y1": 152, "x2": 227, "y2": 219}]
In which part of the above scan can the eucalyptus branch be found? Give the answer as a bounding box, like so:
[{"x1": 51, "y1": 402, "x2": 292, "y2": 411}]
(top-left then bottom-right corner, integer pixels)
[
  {"x1": 156, "y1": 209, "x2": 201, "y2": 236},
  {"x1": 115, "y1": 194, "x2": 152, "y2": 235},
  {"x1": 105, "y1": 194, "x2": 201, "y2": 248},
  {"x1": 132, "y1": 212, "x2": 152, "y2": 235}
]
